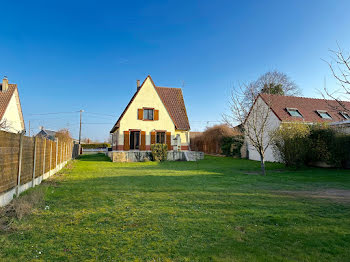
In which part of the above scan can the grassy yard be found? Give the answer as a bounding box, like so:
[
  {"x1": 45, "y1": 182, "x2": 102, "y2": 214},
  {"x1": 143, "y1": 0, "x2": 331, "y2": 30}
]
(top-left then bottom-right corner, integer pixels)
[{"x1": 1, "y1": 154, "x2": 350, "y2": 261}]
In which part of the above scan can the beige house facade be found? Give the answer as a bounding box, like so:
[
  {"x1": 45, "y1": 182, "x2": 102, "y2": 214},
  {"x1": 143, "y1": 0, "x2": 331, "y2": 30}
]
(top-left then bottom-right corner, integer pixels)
[
  {"x1": 110, "y1": 76, "x2": 190, "y2": 151},
  {"x1": 0, "y1": 77, "x2": 25, "y2": 134}
]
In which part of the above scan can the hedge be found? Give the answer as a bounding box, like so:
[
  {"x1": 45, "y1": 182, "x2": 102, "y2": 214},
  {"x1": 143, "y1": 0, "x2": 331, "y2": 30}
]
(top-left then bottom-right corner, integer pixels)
[{"x1": 81, "y1": 143, "x2": 110, "y2": 149}]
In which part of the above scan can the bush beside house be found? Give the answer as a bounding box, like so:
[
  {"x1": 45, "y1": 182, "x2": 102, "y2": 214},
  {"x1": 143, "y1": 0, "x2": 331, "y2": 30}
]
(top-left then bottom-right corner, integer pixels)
[
  {"x1": 273, "y1": 123, "x2": 350, "y2": 168},
  {"x1": 190, "y1": 124, "x2": 242, "y2": 155}
]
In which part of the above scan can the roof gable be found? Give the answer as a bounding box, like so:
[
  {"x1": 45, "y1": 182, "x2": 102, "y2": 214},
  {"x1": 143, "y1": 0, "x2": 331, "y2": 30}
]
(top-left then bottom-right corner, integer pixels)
[
  {"x1": 260, "y1": 93, "x2": 350, "y2": 123},
  {"x1": 0, "y1": 84, "x2": 17, "y2": 120},
  {"x1": 110, "y1": 76, "x2": 190, "y2": 133}
]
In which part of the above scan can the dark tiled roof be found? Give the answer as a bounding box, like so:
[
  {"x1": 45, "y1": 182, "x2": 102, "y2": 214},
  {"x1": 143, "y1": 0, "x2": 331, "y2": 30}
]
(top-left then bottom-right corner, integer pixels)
[
  {"x1": 36, "y1": 129, "x2": 57, "y2": 140},
  {"x1": 110, "y1": 76, "x2": 190, "y2": 133},
  {"x1": 260, "y1": 93, "x2": 350, "y2": 123},
  {"x1": 155, "y1": 86, "x2": 190, "y2": 130},
  {"x1": 0, "y1": 84, "x2": 17, "y2": 120}
]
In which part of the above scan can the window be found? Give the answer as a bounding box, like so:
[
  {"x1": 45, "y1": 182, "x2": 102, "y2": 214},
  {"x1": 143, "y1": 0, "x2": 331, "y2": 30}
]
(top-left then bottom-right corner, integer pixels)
[
  {"x1": 156, "y1": 132, "x2": 165, "y2": 144},
  {"x1": 143, "y1": 109, "x2": 154, "y2": 120},
  {"x1": 286, "y1": 108, "x2": 303, "y2": 117},
  {"x1": 340, "y1": 112, "x2": 350, "y2": 120},
  {"x1": 317, "y1": 110, "x2": 332, "y2": 119}
]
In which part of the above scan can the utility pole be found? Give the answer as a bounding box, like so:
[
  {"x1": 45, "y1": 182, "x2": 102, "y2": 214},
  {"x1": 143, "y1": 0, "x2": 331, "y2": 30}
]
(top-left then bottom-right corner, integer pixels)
[{"x1": 79, "y1": 110, "x2": 84, "y2": 144}]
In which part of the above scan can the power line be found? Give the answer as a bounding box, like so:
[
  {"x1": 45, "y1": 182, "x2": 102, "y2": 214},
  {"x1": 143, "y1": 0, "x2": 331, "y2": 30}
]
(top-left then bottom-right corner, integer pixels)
[
  {"x1": 28, "y1": 111, "x2": 80, "y2": 116},
  {"x1": 84, "y1": 112, "x2": 116, "y2": 117}
]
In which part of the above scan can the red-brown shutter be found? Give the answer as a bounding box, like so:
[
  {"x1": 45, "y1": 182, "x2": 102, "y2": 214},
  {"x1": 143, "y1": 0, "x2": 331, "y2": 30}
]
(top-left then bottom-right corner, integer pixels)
[
  {"x1": 166, "y1": 132, "x2": 171, "y2": 150},
  {"x1": 140, "y1": 131, "x2": 146, "y2": 150},
  {"x1": 151, "y1": 131, "x2": 156, "y2": 144},
  {"x1": 154, "y1": 110, "x2": 159, "y2": 120},
  {"x1": 138, "y1": 109, "x2": 143, "y2": 120},
  {"x1": 123, "y1": 131, "x2": 130, "y2": 151}
]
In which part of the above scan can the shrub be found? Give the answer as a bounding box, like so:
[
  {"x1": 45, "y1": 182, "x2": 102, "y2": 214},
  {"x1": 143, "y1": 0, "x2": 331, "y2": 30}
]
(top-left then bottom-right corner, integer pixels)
[
  {"x1": 308, "y1": 125, "x2": 350, "y2": 167},
  {"x1": 332, "y1": 134, "x2": 350, "y2": 168},
  {"x1": 151, "y1": 143, "x2": 168, "y2": 161},
  {"x1": 273, "y1": 123, "x2": 350, "y2": 168},
  {"x1": 221, "y1": 135, "x2": 244, "y2": 157},
  {"x1": 272, "y1": 122, "x2": 310, "y2": 167},
  {"x1": 81, "y1": 143, "x2": 110, "y2": 149}
]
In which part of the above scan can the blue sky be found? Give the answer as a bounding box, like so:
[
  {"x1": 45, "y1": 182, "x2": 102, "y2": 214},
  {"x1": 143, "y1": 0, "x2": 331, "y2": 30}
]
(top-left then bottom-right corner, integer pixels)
[{"x1": 1, "y1": 0, "x2": 350, "y2": 141}]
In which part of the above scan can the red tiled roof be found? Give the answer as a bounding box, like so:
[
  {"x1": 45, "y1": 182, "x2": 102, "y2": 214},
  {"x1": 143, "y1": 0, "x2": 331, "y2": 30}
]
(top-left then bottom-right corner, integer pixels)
[
  {"x1": 0, "y1": 84, "x2": 17, "y2": 120},
  {"x1": 260, "y1": 93, "x2": 350, "y2": 123},
  {"x1": 155, "y1": 86, "x2": 190, "y2": 130},
  {"x1": 110, "y1": 76, "x2": 190, "y2": 133}
]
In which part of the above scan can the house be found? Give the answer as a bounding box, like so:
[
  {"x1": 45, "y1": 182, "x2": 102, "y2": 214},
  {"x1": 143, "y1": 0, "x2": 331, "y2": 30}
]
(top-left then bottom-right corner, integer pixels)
[
  {"x1": 35, "y1": 128, "x2": 57, "y2": 140},
  {"x1": 245, "y1": 93, "x2": 350, "y2": 162},
  {"x1": 110, "y1": 75, "x2": 191, "y2": 153},
  {"x1": 0, "y1": 77, "x2": 25, "y2": 133}
]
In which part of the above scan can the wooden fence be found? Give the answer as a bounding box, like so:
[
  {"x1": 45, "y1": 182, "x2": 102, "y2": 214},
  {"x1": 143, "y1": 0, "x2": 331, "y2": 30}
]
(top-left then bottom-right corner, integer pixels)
[{"x1": 0, "y1": 130, "x2": 77, "y2": 207}]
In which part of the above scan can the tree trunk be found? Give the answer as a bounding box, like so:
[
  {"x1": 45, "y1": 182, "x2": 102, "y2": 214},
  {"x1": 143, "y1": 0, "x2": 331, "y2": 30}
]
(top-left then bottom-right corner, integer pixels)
[{"x1": 260, "y1": 153, "x2": 266, "y2": 176}]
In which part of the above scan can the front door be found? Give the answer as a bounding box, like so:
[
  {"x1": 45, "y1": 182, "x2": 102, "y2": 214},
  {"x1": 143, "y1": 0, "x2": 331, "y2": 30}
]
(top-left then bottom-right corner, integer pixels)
[{"x1": 130, "y1": 131, "x2": 140, "y2": 150}]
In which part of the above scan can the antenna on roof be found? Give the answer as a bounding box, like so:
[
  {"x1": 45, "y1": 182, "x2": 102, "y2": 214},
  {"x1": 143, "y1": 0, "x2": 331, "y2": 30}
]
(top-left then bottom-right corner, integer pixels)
[
  {"x1": 324, "y1": 76, "x2": 326, "y2": 91},
  {"x1": 181, "y1": 80, "x2": 185, "y2": 88}
]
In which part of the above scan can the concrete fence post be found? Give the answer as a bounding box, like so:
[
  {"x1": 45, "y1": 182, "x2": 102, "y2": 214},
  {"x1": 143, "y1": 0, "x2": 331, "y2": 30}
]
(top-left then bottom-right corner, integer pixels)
[
  {"x1": 16, "y1": 133, "x2": 24, "y2": 197},
  {"x1": 43, "y1": 139, "x2": 46, "y2": 176},
  {"x1": 32, "y1": 137, "x2": 37, "y2": 188}
]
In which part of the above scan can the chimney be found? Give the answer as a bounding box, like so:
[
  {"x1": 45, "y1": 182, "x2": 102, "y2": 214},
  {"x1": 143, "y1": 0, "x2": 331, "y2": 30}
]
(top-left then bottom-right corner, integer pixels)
[
  {"x1": 136, "y1": 80, "x2": 140, "y2": 90},
  {"x1": 2, "y1": 76, "x2": 8, "y2": 92}
]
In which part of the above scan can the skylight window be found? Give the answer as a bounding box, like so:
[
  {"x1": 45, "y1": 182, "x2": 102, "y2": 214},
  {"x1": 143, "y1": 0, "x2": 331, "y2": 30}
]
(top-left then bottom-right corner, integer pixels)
[
  {"x1": 317, "y1": 110, "x2": 332, "y2": 119},
  {"x1": 286, "y1": 108, "x2": 303, "y2": 117},
  {"x1": 340, "y1": 112, "x2": 350, "y2": 120}
]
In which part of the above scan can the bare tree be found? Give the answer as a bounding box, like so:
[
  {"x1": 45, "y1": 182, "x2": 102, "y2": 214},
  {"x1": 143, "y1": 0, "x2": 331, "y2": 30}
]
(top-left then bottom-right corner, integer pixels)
[
  {"x1": 243, "y1": 70, "x2": 300, "y2": 110},
  {"x1": 55, "y1": 128, "x2": 72, "y2": 142},
  {"x1": 323, "y1": 45, "x2": 350, "y2": 113},
  {"x1": 224, "y1": 84, "x2": 277, "y2": 175},
  {"x1": 0, "y1": 119, "x2": 11, "y2": 132}
]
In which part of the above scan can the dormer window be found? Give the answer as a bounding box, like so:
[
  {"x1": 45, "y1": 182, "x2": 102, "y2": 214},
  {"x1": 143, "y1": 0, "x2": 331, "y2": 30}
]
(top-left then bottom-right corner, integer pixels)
[
  {"x1": 317, "y1": 110, "x2": 332, "y2": 119},
  {"x1": 340, "y1": 112, "x2": 350, "y2": 120},
  {"x1": 286, "y1": 108, "x2": 303, "y2": 117}
]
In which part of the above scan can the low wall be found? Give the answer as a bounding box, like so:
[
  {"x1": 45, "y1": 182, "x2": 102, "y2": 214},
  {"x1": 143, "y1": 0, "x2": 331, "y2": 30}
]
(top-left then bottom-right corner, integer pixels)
[{"x1": 108, "y1": 151, "x2": 204, "y2": 162}]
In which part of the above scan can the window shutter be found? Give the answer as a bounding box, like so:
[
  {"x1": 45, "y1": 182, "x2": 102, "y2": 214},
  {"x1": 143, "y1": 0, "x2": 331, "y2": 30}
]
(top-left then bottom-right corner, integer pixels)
[
  {"x1": 154, "y1": 110, "x2": 159, "y2": 120},
  {"x1": 151, "y1": 131, "x2": 156, "y2": 144},
  {"x1": 140, "y1": 131, "x2": 146, "y2": 150},
  {"x1": 166, "y1": 132, "x2": 171, "y2": 150},
  {"x1": 123, "y1": 131, "x2": 130, "y2": 151},
  {"x1": 138, "y1": 109, "x2": 143, "y2": 120}
]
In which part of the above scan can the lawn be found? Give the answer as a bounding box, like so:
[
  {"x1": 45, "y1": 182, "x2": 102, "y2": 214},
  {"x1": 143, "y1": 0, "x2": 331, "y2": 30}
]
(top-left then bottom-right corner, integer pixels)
[{"x1": 1, "y1": 154, "x2": 350, "y2": 261}]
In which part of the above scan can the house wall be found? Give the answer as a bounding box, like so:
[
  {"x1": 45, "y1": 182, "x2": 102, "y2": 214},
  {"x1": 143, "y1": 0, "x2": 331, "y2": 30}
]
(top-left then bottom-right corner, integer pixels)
[
  {"x1": 1, "y1": 91, "x2": 24, "y2": 133},
  {"x1": 246, "y1": 97, "x2": 281, "y2": 162},
  {"x1": 113, "y1": 77, "x2": 190, "y2": 150}
]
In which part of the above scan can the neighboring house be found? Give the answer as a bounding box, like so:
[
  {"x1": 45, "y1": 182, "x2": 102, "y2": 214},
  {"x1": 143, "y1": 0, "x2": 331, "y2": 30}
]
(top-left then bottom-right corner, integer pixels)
[
  {"x1": 35, "y1": 128, "x2": 57, "y2": 140},
  {"x1": 0, "y1": 77, "x2": 25, "y2": 133},
  {"x1": 245, "y1": 93, "x2": 350, "y2": 162},
  {"x1": 110, "y1": 75, "x2": 191, "y2": 151}
]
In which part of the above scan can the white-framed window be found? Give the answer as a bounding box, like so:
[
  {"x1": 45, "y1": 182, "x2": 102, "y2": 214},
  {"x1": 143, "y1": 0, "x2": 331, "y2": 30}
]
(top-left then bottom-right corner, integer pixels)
[
  {"x1": 340, "y1": 112, "x2": 350, "y2": 120},
  {"x1": 143, "y1": 109, "x2": 154, "y2": 120},
  {"x1": 286, "y1": 108, "x2": 303, "y2": 117},
  {"x1": 317, "y1": 110, "x2": 332, "y2": 119}
]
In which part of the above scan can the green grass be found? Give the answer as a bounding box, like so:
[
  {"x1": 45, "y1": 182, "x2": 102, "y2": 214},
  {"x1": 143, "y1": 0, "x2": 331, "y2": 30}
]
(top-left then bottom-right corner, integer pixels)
[{"x1": 1, "y1": 154, "x2": 350, "y2": 261}]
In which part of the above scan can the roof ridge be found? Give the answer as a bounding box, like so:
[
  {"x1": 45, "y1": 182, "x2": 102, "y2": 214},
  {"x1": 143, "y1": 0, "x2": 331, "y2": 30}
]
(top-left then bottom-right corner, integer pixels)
[
  {"x1": 156, "y1": 86, "x2": 182, "y2": 90},
  {"x1": 261, "y1": 93, "x2": 350, "y2": 103}
]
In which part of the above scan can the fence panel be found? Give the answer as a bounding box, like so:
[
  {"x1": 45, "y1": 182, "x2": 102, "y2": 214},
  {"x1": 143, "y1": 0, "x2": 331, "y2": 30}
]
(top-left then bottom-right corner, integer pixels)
[
  {"x1": 45, "y1": 140, "x2": 51, "y2": 173},
  {"x1": 35, "y1": 137, "x2": 44, "y2": 178},
  {"x1": 20, "y1": 136, "x2": 35, "y2": 184},
  {"x1": 1, "y1": 130, "x2": 75, "y2": 207},
  {"x1": 0, "y1": 131, "x2": 20, "y2": 193}
]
